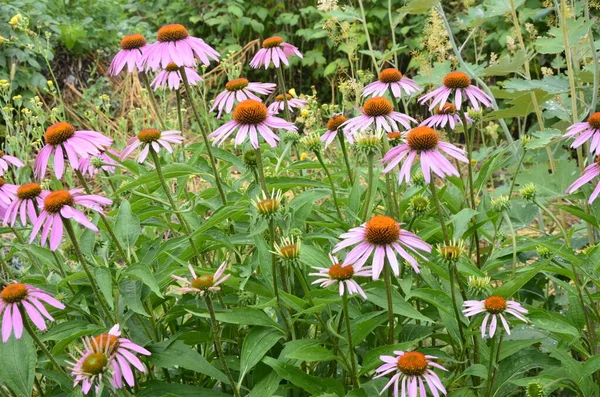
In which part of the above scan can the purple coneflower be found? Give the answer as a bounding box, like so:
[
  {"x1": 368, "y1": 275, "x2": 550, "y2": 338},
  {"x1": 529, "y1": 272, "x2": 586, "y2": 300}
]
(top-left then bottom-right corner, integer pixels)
[
  {"x1": 375, "y1": 351, "x2": 447, "y2": 397},
  {"x1": 420, "y1": 103, "x2": 472, "y2": 130},
  {"x1": 77, "y1": 149, "x2": 119, "y2": 177},
  {"x1": 107, "y1": 34, "x2": 148, "y2": 76},
  {"x1": 362, "y1": 68, "x2": 421, "y2": 99},
  {"x1": 209, "y1": 99, "x2": 297, "y2": 149},
  {"x1": 171, "y1": 262, "x2": 230, "y2": 296},
  {"x1": 250, "y1": 36, "x2": 302, "y2": 69},
  {"x1": 563, "y1": 112, "x2": 600, "y2": 155},
  {"x1": 267, "y1": 93, "x2": 307, "y2": 114},
  {"x1": 142, "y1": 24, "x2": 220, "y2": 71},
  {"x1": 463, "y1": 296, "x2": 528, "y2": 338},
  {"x1": 333, "y1": 215, "x2": 431, "y2": 279},
  {"x1": 34, "y1": 122, "x2": 113, "y2": 180},
  {"x1": 0, "y1": 151, "x2": 23, "y2": 176},
  {"x1": 418, "y1": 71, "x2": 492, "y2": 111},
  {"x1": 321, "y1": 115, "x2": 354, "y2": 148},
  {"x1": 30, "y1": 189, "x2": 112, "y2": 251},
  {"x1": 0, "y1": 177, "x2": 17, "y2": 207},
  {"x1": 3, "y1": 182, "x2": 43, "y2": 226},
  {"x1": 0, "y1": 282, "x2": 65, "y2": 342},
  {"x1": 382, "y1": 126, "x2": 468, "y2": 184},
  {"x1": 566, "y1": 156, "x2": 600, "y2": 203},
  {"x1": 151, "y1": 62, "x2": 203, "y2": 91},
  {"x1": 309, "y1": 254, "x2": 372, "y2": 299},
  {"x1": 342, "y1": 97, "x2": 415, "y2": 135},
  {"x1": 120, "y1": 129, "x2": 184, "y2": 163},
  {"x1": 211, "y1": 78, "x2": 276, "y2": 118}
]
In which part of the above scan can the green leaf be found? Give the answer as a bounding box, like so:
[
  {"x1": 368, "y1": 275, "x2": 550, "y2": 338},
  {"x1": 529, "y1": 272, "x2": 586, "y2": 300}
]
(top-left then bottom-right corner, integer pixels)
[
  {"x1": 580, "y1": 355, "x2": 600, "y2": 381},
  {"x1": 482, "y1": 50, "x2": 527, "y2": 76},
  {"x1": 115, "y1": 164, "x2": 201, "y2": 194},
  {"x1": 528, "y1": 310, "x2": 580, "y2": 339},
  {"x1": 265, "y1": 176, "x2": 328, "y2": 190},
  {"x1": 138, "y1": 381, "x2": 229, "y2": 396},
  {"x1": 262, "y1": 357, "x2": 344, "y2": 395},
  {"x1": 125, "y1": 263, "x2": 163, "y2": 298},
  {"x1": 119, "y1": 279, "x2": 148, "y2": 316},
  {"x1": 492, "y1": 261, "x2": 547, "y2": 298},
  {"x1": 462, "y1": 364, "x2": 488, "y2": 379},
  {"x1": 239, "y1": 327, "x2": 283, "y2": 383},
  {"x1": 366, "y1": 286, "x2": 432, "y2": 322},
  {"x1": 95, "y1": 267, "x2": 114, "y2": 309},
  {"x1": 398, "y1": 0, "x2": 440, "y2": 14},
  {"x1": 0, "y1": 331, "x2": 36, "y2": 396},
  {"x1": 40, "y1": 320, "x2": 104, "y2": 354},
  {"x1": 186, "y1": 307, "x2": 282, "y2": 329},
  {"x1": 285, "y1": 343, "x2": 337, "y2": 362},
  {"x1": 114, "y1": 200, "x2": 140, "y2": 249},
  {"x1": 247, "y1": 372, "x2": 281, "y2": 397}
]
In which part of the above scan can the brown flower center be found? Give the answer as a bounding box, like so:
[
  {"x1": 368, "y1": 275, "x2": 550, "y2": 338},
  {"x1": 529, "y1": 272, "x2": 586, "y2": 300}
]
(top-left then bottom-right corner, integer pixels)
[
  {"x1": 387, "y1": 132, "x2": 402, "y2": 140},
  {"x1": 596, "y1": 155, "x2": 600, "y2": 166},
  {"x1": 81, "y1": 353, "x2": 108, "y2": 375},
  {"x1": 0, "y1": 150, "x2": 3, "y2": 157},
  {"x1": 137, "y1": 128, "x2": 162, "y2": 143},
  {"x1": 44, "y1": 190, "x2": 74, "y2": 214},
  {"x1": 191, "y1": 274, "x2": 214, "y2": 290},
  {"x1": 407, "y1": 126, "x2": 439, "y2": 151},
  {"x1": 157, "y1": 24, "x2": 189, "y2": 42},
  {"x1": 397, "y1": 352, "x2": 428, "y2": 376},
  {"x1": 439, "y1": 246, "x2": 461, "y2": 261},
  {"x1": 165, "y1": 62, "x2": 180, "y2": 72},
  {"x1": 484, "y1": 296, "x2": 507, "y2": 314},
  {"x1": 45, "y1": 122, "x2": 75, "y2": 146},
  {"x1": 17, "y1": 183, "x2": 42, "y2": 200},
  {"x1": 443, "y1": 72, "x2": 471, "y2": 89},
  {"x1": 225, "y1": 78, "x2": 249, "y2": 91},
  {"x1": 262, "y1": 36, "x2": 284, "y2": 49},
  {"x1": 588, "y1": 112, "x2": 600, "y2": 129},
  {"x1": 0, "y1": 177, "x2": 4, "y2": 187},
  {"x1": 327, "y1": 115, "x2": 347, "y2": 131},
  {"x1": 91, "y1": 334, "x2": 120, "y2": 353},
  {"x1": 328, "y1": 263, "x2": 354, "y2": 280},
  {"x1": 365, "y1": 215, "x2": 400, "y2": 245},
  {"x1": 436, "y1": 103, "x2": 457, "y2": 115},
  {"x1": 363, "y1": 97, "x2": 393, "y2": 117},
  {"x1": 275, "y1": 93, "x2": 292, "y2": 102},
  {"x1": 233, "y1": 99, "x2": 268, "y2": 125},
  {"x1": 120, "y1": 34, "x2": 146, "y2": 50},
  {"x1": 378, "y1": 68, "x2": 403, "y2": 83},
  {"x1": 1, "y1": 283, "x2": 27, "y2": 303},
  {"x1": 257, "y1": 199, "x2": 278, "y2": 214}
]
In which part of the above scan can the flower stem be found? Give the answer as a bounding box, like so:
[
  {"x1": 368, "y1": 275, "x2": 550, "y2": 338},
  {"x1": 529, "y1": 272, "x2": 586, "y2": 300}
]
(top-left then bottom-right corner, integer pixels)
[
  {"x1": 460, "y1": 114, "x2": 481, "y2": 267},
  {"x1": 276, "y1": 67, "x2": 291, "y2": 122},
  {"x1": 254, "y1": 146, "x2": 269, "y2": 194},
  {"x1": 314, "y1": 151, "x2": 344, "y2": 222},
  {"x1": 381, "y1": 136, "x2": 399, "y2": 219},
  {"x1": 140, "y1": 72, "x2": 166, "y2": 130},
  {"x1": 357, "y1": 0, "x2": 380, "y2": 73},
  {"x1": 337, "y1": 132, "x2": 354, "y2": 185},
  {"x1": 342, "y1": 292, "x2": 359, "y2": 388},
  {"x1": 362, "y1": 153, "x2": 375, "y2": 222},
  {"x1": 447, "y1": 259, "x2": 466, "y2": 355},
  {"x1": 204, "y1": 295, "x2": 241, "y2": 397},
  {"x1": 383, "y1": 264, "x2": 395, "y2": 344},
  {"x1": 429, "y1": 176, "x2": 450, "y2": 245},
  {"x1": 176, "y1": 88, "x2": 184, "y2": 132},
  {"x1": 268, "y1": 220, "x2": 281, "y2": 304},
  {"x1": 486, "y1": 331, "x2": 503, "y2": 397}
]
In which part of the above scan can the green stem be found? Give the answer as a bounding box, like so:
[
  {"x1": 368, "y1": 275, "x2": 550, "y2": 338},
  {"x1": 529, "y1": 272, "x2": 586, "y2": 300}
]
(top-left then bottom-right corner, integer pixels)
[
  {"x1": 486, "y1": 332, "x2": 503, "y2": 397},
  {"x1": 338, "y1": 131, "x2": 354, "y2": 185},
  {"x1": 448, "y1": 260, "x2": 466, "y2": 354},
  {"x1": 502, "y1": 212, "x2": 518, "y2": 276},
  {"x1": 357, "y1": 0, "x2": 380, "y2": 73},
  {"x1": 176, "y1": 88, "x2": 184, "y2": 132},
  {"x1": 268, "y1": 220, "x2": 281, "y2": 305},
  {"x1": 276, "y1": 68, "x2": 292, "y2": 122},
  {"x1": 428, "y1": 177, "x2": 450, "y2": 245},
  {"x1": 362, "y1": 153, "x2": 375, "y2": 222},
  {"x1": 382, "y1": 136, "x2": 399, "y2": 219},
  {"x1": 315, "y1": 151, "x2": 344, "y2": 221},
  {"x1": 254, "y1": 146, "x2": 269, "y2": 194},
  {"x1": 140, "y1": 72, "x2": 166, "y2": 130},
  {"x1": 342, "y1": 292, "x2": 359, "y2": 388},
  {"x1": 460, "y1": 114, "x2": 481, "y2": 267},
  {"x1": 383, "y1": 264, "x2": 395, "y2": 344}
]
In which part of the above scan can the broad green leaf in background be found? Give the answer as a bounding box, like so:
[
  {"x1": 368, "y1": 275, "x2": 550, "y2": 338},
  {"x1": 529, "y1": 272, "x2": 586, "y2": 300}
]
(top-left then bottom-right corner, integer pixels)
[
  {"x1": 0, "y1": 332, "x2": 36, "y2": 396},
  {"x1": 239, "y1": 327, "x2": 283, "y2": 385},
  {"x1": 114, "y1": 199, "x2": 140, "y2": 249}
]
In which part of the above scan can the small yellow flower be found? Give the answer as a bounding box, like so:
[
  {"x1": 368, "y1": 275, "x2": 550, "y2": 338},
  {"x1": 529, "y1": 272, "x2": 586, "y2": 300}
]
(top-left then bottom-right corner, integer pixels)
[
  {"x1": 300, "y1": 152, "x2": 308, "y2": 161},
  {"x1": 9, "y1": 14, "x2": 22, "y2": 26},
  {"x1": 470, "y1": 158, "x2": 476, "y2": 166},
  {"x1": 288, "y1": 88, "x2": 297, "y2": 97},
  {"x1": 47, "y1": 80, "x2": 54, "y2": 87}
]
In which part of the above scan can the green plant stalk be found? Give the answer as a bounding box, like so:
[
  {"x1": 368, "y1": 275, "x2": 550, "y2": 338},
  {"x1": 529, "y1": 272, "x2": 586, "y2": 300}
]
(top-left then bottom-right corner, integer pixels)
[
  {"x1": 140, "y1": 72, "x2": 166, "y2": 130},
  {"x1": 428, "y1": 177, "x2": 450, "y2": 245},
  {"x1": 268, "y1": 221, "x2": 281, "y2": 304},
  {"x1": 337, "y1": 131, "x2": 354, "y2": 185},
  {"x1": 254, "y1": 146, "x2": 269, "y2": 194},
  {"x1": 180, "y1": 68, "x2": 228, "y2": 204},
  {"x1": 276, "y1": 67, "x2": 292, "y2": 122},
  {"x1": 502, "y1": 211, "x2": 518, "y2": 276},
  {"x1": 460, "y1": 114, "x2": 481, "y2": 267},
  {"x1": 176, "y1": 88, "x2": 184, "y2": 132},
  {"x1": 342, "y1": 292, "x2": 359, "y2": 388},
  {"x1": 314, "y1": 151, "x2": 344, "y2": 221},
  {"x1": 0, "y1": 249, "x2": 13, "y2": 281},
  {"x1": 388, "y1": 0, "x2": 399, "y2": 66},
  {"x1": 486, "y1": 331, "x2": 503, "y2": 397},
  {"x1": 357, "y1": 0, "x2": 380, "y2": 73},
  {"x1": 383, "y1": 264, "x2": 395, "y2": 344},
  {"x1": 362, "y1": 153, "x2": 375, "y2": 222},
  {"x1": 204, "y1": 295, "x2": 241, "y2": 397},
  {"x1": 381, "y1": 137, "x2": 399, "y2": 219},
  {"x1": 63, "y1": 218, "x2": 114, "y2": 323}
]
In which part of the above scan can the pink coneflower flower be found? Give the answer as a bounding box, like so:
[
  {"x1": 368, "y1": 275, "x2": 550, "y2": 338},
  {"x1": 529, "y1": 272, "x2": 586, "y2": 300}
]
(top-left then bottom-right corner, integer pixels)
[
  {"x1": 0, "y1": 282, "x2": 65, "y2": 342},
  {"x1": 333, "y1": 215, "x2": 431, "y2": 279},
  {"x1": 563, "y1": 112, "x2": 600, "y2": 155},
  {"x1": 29, "y1": 189, "x2": 112, "y2": 251},
  {"x1": 107, "y1": 34, "x2": 148, "y2": 76},
  {"x1": 374, "y1": 351, "x2": 447, "y2": 397},
  {"x1": 342, "y1": 97, "x2": 415, "y2": 135},
  {"x1": 420, "y1": 103, "x2": 473, "y2": 130},
  {"x1": 463, "y1": 296, "x2": 528, "y2": 338},
  {"x1": 77, "y1": 149, "x2": 119, "y2": 177},
  {"x1": 362, "y1": 68, "x2": 421, "y2": 99},
  {"x1": 209, "y1": 99, "x2": 297, "y2": 149},
  {"x1": 0, "y1": 177, "x2": 17, "y2": 207},
  {"x1": 34, "y1": 122, "x2": 113, "y2": 180},
  {"x1": 250, "y1": 36, "x2": 303, "y2": 69},
  {"x1": 309, "y1": 254, "x2": 372, "y2": 299},
  {"x1": 142, "y1": 24, "x2": 220, "y2": 71},
  {"x1": 0, "y1": 151, "x2": 23, "y2": 176},
  {"x1": 321, "y1": 115, "x2": 354, "y2": 148},
  {"x1": 267, "y1": 93, "x2": 307, "y2": 114},
  {"x1": 3, "y1": 182, "x2": 43, "y2": 227},
  {"x1": 211, "y1": 78, "x2": 276, "y2": 118},
  {"x1": 382, "y1": 126, "x2": 468, "y2": 184},
  {"x1": 151, "y1": 62, "x2": 203, "y2": 91},
  {"x1": 418, "y1": 71, "x2": 492, "y2": 111},
  {"x1": 69, "y1": 348, "x2": 111, "y2": 395},
  {"x1": 171, "y1": 262, "x2": 231, "y2": 296},
  {"x1": 566, "y1": 156, "x2": 600, "y2": 203},
  {"x1": 120, "y1": 129, "x2": 183, "y2": 163}
]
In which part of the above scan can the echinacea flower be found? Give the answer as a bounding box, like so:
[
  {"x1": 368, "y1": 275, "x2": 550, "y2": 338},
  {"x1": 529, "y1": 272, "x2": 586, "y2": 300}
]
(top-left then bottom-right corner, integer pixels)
[
  {"x1": 387, "y1": 132, "x2": 403, "y2": 147},
  {"x1": 209, "y1": 99, "x2": 297, "y2": 149},
  {"x1": 69, "y1": 348, "x2": 111, "y2": 395},
  {"x1": 34, "y1": 122, "x2": 113, "y2": 180},
  {"x1": 30, "y1": 189, "x2": 112, "y2": 251},
  {"x1": 362, "y1": 68, "x2": 421, "y2": 99},
  {"x1": 566, "y1": 156, "x2": 600, "y2": 203},
  {"x1": 0, "y1": 150, "x2": 23, "y2": 176},
  {"x1": 0, "y1": 177, "x2": 17, "y2": 207},
  {"x1": 309, "y1": 254, "x2": 372, "y2": 299},
  {"x1": 77, "y1": 149, "x2": 119, "y2": 177},
  {"x1": 171, "y1": 262, "x2": 230, "y2": 296},
  {"x1": 107, "y1": 34, "x2": 148, "y2": 76},
  {"x1": 333, "y1": 215, "x2": 431, "y2": 279},
  {"x1": 0, "y1": 282, "x2": 65, "y2": 342},
  {"x1": 321, "y1": 115, "x2": 354, "y2": 148},
  {"x1": 374, "y1": 351, "x2": 447, "y2": 397},
  {"x1": 420, "y1": 103, "x2": 473, "y2": 130},
  {"x1": 418, "y1": 71, "x2": 492, "y2": 111},
  {"x1": 382, "y1": 126, "x2": 468, "y2": 184},
  {"x1": 563, "y1": 112, "x2": 600, "y2": 155},
  {"x1": 251, "y1": 189, "x2": 283, "y2": 217},
  {"x1": 142, "y1": 24, "x2": 220, "y2": 71},
  {"x1": 342, "y1": 97, "x2": 415, "y2": 135},
  {"x1": 463, "y1": 296, "x2": 528, "y2": 338},
  {"x1": 250, "y1": 36, "x2": 303, "y2": 69},
  {"x1": 267, "y1": 93, "x2": 307, "y2": 114},
  {"x1": 3, "y1": 182, "x2": 43, "y2": 226},
  {"x1": 120, "y1": 129, "x2": 183, "y2": 163},
  {"x1": 151, "y1": 62, "x2": 203, "y2": 91},
  {"x1": 211, "y1": 78, "x2": 276, "y2": 118},
  {"x1": 272, "y1": 236, "x2": 301, "y2": 263}
]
